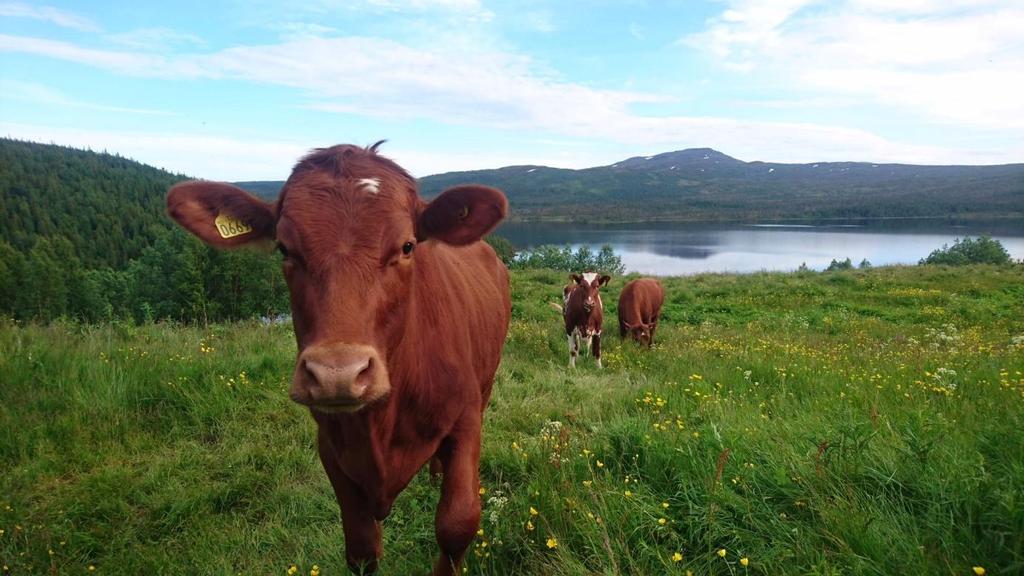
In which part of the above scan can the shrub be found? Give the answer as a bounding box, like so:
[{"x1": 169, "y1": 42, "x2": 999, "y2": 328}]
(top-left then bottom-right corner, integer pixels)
[
  {"x1": 920, "y1": 236, "x2": 1011, "y2": 265},
  {"x1": 485, "y1": 235, "x2": 516, "y2": 266},
  {"x1": 825, "y1": 257, "x2": 853, "y2": 272},
  {"x1": 510, "y1": 244, "x2": 626, "y2": 275}
]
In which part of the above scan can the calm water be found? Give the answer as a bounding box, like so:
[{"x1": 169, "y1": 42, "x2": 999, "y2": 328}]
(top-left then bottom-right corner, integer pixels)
[{"x1": 497, "y1": 220, "x2": 1024, "y2": 275}]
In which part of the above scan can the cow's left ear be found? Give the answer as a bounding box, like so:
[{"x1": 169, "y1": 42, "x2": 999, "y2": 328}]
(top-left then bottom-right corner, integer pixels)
[
  {"x1": 598, "y1": 275, "x2": 611, "y2": 287},
  {"x1": 417, "y1": 185, "x2": 508, "y2": 246}
]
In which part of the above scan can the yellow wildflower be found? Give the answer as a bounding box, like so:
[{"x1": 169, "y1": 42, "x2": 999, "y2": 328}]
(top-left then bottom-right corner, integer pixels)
[
  {"x1": 287, "y1": 566, "x2": 297, "y2": 576},
  {"x1": 662, "y1": 501, "x2": 669, "y2": 508},
  {"x1": 973, "y1": 568, "x2": 985, "y2": 576},
  {"x1": 596, "y1": 460, "x2": 604, "y2": 468},
  {"x1": 717, "y1": 548, "x2": 727, "y2": 558},
  {"x1": 530, "y1": 506, "x2": 539, "y2": 516},
  {"x1": 546, "y1": 537, "x2": 558, "y2": 549},
  {"x1": 476, "y1": 528, "x2": 485, "y2": 537},
  {"x1": 658, "y1": 518, "x2": 667, "y2": 525},
  {"x1": 310, "y1": 565, "x2": 320, "y2": 576},
  {"x1": 526, "y1": 520, "x2": 534, "y2": 531},
  {"x1": 672, "y1": 552, "x2": 683, "y2": 562},
  {"x1": 624, "y1": 490, "x2": 632, "y2": 497},
  {"x1": 740, "y1": 557, "x2": 749, "y2": 567},
  {"x1": 583, "y1": 480, "x2": 592, "y2": 488},
  {"x1": 478, "y1": 487, "x2": 486, "y2": 495}
]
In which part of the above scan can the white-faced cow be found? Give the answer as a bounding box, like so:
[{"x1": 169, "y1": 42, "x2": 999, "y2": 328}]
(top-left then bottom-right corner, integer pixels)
[
  {"x1": 562, "y1": 272, "x2": 610, "y2": 368},
  {"x1": 618, "y1": 278, "x2": 665, "y2": 347},
  {"x1": 167, "y1": 142, "x2": 511, "y2": 575}
]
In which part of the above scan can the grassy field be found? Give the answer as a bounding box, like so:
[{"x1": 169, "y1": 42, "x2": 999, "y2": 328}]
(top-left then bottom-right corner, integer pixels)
[{"x1": 2, "y1": 265, "x2": 1023, "y2": 575}]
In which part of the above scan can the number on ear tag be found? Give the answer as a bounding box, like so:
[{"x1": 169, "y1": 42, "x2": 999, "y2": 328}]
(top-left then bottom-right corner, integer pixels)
[{"x1": 215, "y1": 213, "x2": 253, "y2": 238}]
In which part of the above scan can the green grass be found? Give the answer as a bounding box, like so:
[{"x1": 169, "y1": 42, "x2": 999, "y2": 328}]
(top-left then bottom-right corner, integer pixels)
[{"x1": 2, "y1": 265, "x2": 1023, "y2": 575}]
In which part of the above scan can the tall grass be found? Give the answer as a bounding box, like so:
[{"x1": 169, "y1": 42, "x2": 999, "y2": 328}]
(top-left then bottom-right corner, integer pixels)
[{"x1": 2, "y1": 264, "x2": 1022, "y2": 575}]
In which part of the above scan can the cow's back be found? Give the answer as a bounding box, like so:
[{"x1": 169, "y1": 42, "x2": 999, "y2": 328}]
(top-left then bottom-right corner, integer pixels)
[{"x1": 619, "y1": 278, "x2": 664, "y2": 325}]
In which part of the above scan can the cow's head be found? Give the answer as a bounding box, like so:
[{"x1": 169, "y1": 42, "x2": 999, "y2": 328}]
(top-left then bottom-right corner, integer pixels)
[
  {"x1": 568, "y1": 272, "x2": 610, "y2": 314},
  {"x1": 622, "y1": 321, "x2": 652, "y2": 347},
  {"x1": 167, "y1": 143, "x2": 507, "y2": 413}
]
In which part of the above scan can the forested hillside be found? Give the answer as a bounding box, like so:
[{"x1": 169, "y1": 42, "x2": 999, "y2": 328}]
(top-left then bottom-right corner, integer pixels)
[
  {"x1": 0, "y1": 138, "x2": 186, "y2": 268},
  {"x1": 238, "y1": 148, "x2": 1024, "y2": 222},
  {"x1": 0, "y1": 139, "x2": 288, "y2": 323},
  {"x1": 417, "y1": 149, "x2": 1024, "y2": 222}
]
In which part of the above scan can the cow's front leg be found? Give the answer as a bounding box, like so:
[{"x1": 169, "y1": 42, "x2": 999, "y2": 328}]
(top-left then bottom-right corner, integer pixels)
[
  {"x1": 567, "y1": 332, "x2": 578, "y2": 368},
  {"x1": 593, "y1": 332, "x2": 603, "y2": 369},
  {"x1": 318, "y1": 437, "x2": 382, "y2": 574},
  {"x1": 432, "y1": 425, "x2": 482, "y2": 576}
]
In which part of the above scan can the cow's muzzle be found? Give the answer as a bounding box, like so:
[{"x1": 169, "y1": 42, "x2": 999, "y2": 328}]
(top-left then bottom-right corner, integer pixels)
[{"x1": 290, "y1": 343, "x2": 390, "y2": 412}]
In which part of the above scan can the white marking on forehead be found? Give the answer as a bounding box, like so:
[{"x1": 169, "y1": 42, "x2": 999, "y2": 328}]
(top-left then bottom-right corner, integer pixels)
[
  {"x1": 582, "y1": 272, "x2": 597, "y2": 284},
  {"x1": 356, "y1": 177, "x2": 381, "y2": 194}
]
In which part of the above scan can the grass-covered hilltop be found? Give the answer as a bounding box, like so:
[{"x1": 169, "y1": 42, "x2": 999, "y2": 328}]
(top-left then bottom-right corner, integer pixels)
[{"x1": 2, "y1": 264, "x2": 1022, "y2": 575}]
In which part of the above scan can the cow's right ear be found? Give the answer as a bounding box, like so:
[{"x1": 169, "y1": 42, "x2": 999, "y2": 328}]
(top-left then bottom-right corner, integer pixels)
[
  {"x1": 570, "y1": 274, "x2": 583, "y2": 284},
  {"x1": 167, "y1": 181, "x2": 276, "y2": 248}
]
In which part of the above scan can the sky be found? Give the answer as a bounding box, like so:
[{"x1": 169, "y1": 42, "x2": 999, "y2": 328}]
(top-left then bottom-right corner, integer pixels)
[{"x1": 1, "y1": 0, "x2": 1022, "y2": 180}]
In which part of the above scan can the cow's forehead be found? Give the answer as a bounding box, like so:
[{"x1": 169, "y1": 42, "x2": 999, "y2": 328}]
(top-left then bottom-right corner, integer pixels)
[{"x1": 279, "y1": 144, "x2": 417, "y2": 210}]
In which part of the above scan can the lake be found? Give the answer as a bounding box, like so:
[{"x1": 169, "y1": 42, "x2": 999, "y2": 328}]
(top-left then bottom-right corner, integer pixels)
[{"x1": 496, "y1": 219, "x2": 1024, "y2": 275}]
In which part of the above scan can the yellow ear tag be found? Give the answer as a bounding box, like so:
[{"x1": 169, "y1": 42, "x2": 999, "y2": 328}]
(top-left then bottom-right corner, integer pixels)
[{"x1": 214, "y1": 213, "x2": 253, "y2": 239}]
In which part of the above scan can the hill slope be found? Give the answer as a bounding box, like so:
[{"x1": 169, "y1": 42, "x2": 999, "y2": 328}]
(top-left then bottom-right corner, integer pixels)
[
  {"x1": 236, "y1": 148, "x2": 1024, "y2": 222},
  {"x1": 417, "y1": 149, "x2": 1024, "y2": 222},
  {"x1": 0, "y1": 138, "x2": 187, "y2": 268}
]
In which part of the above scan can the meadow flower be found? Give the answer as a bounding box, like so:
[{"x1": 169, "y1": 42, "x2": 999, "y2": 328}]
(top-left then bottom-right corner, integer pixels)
[
  {"x1": 310, "y1": 565, "x2": 320, "y2": 576},
  {"x1": 546, "y1": 537, "x2": 558, "y2": 549},
  {"x1": 658, "y1": 518, "x2": 667, "y2": 525},
  {"x1": 526, "y1": 520, "x2": 534, "y2": 531},
  {"x1": 672, "y1": 552, "x2": 683, "y2": 562},
  {"x1": 479, "y1": 487, "x2": 487, "y2": 495},
  {"x1": 717, "y1": 548, "x2": 727, "y2": 558},
  {"x1": 530, "y1": 506, "x2": 539, "y2": 516},
  {"x1": 740, "y1": 557, "x2": 749, "y2": 567},
  {"x1": 624, "y1": 490, "x2": 632, "y2": 497},
  {"x1": 287, "y1": 566, "x2": 297, "y2": 575},
  {"x1": 596, "y1": 460, "x2": 604, "y2": 468},
  {"x1": 973, "y1": 568, "x2": 985, "y2": 575}
]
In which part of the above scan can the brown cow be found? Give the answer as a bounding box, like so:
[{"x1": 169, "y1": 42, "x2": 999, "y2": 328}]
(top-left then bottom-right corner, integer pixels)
[
  {"x1": 618, "y1": 278, "x2": 665, "y2": 347},
  {"x1": 563, "y1": 272, "x2": 610, "y2": 368},
  {"x1": 166, "y1": 143, "x2": 510, "y2": 575}
]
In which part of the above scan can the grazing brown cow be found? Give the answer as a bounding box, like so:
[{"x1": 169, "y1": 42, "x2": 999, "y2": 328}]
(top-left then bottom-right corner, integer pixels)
[
  {"x1": 618, "y1": 278, "x2": 665, "y2": 347},
  {"x1": 167, "y1": 143, "x2": 510, "y2": 575},
  {"x1": 563, "y1": 272, "x2": 610, "y2": 368}
]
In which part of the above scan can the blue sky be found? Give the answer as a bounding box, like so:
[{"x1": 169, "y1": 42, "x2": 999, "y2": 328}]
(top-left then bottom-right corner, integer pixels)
[{"x1": 1, "y1": 0, "x2": 1022, "y2": 180}]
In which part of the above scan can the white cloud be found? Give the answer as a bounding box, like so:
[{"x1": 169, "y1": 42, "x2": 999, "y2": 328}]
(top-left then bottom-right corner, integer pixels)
[
  {"x1": 684, "y1": 0, "x2": 1024, "y2": 129},
  {"x1": 0, "y1": 121, "x2": 616, "y2": 180},
  {"x1": 303, "y1": 0, "x2": 493, "y2": 21},
  {"x1": 0, "y1": 122, "x2": 309, "y2": 180},
  {"x1": 1, "y1": 25, "x2": 1021, "y2": 170},
  {"x1": 106, "y1": 27, "x2": 206, "y2": 51},
  {"x1": 1, "y1": 79, "x2": 171, "y2": 115},
  {"x1": 0, "y1": 2, "x2": 99, "y2": 32},
  {"x1": 522, "y1": 10, "x2": 556, "y2": 33}
]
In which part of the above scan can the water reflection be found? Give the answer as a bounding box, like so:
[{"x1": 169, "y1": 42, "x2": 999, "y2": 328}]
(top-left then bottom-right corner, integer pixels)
[{"x1": 497, "y1": 220, "x2": 1024, "y2": 275}]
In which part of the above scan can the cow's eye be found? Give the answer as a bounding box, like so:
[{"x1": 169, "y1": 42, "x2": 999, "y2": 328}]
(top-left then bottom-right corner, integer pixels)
[
  {"x1": 276, "y1": 242, "x2": 290, "y2": 258},
  {"x1": 402, "y1": 241, "x2": 415, "y2": 255}
]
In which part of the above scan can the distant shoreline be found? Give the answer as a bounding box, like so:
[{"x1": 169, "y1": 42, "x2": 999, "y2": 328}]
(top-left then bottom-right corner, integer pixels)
[{"x1": 499, "y1": 213, "x2": 1024, "y2": 226}]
